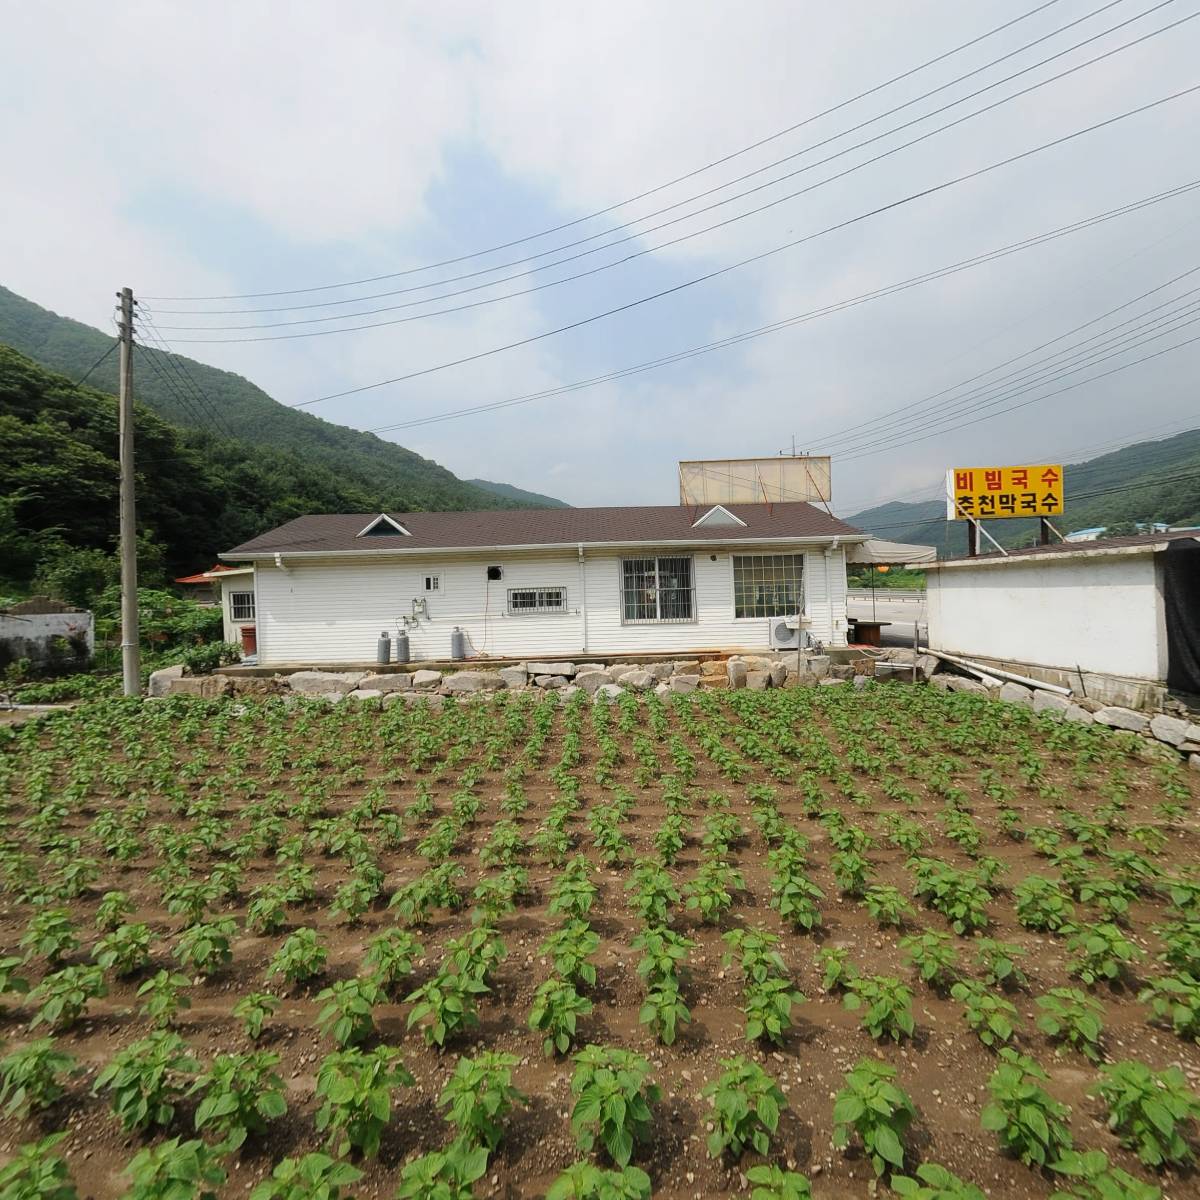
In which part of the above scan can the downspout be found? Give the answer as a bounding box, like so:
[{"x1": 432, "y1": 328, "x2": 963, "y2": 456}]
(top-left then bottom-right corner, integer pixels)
[
  {"x1": 577, "y1": 543, "x2": 588, "y2": 653},
  {"x1": 823, "y1": 535, "x2": 840, "y2": 645}
]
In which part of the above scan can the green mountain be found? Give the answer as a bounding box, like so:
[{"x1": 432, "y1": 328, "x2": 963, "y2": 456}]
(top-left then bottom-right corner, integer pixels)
[
  {"x1": 0, "y1": 285, "x2": 565, "y2": 512},
  {"x1": 467, "y1": 478, "x2": 570, "y2": 508},
  {"x1": 845, "y1": 430, "x2": 1200, "y2": 555}
]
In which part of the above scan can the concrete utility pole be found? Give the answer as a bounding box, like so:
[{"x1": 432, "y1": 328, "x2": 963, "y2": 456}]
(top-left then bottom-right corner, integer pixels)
[{"x1": 117, "y1": 287, "x2": 140, "y2": 697}]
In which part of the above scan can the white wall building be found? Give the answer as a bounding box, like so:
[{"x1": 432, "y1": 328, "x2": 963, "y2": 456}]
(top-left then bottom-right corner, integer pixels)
[
  {"x1": 221, "y1": 503, "x2": 867, "y2": 667},
  {"x1": 923, "y1": 532, "x2": 1200, "y2": 704}
]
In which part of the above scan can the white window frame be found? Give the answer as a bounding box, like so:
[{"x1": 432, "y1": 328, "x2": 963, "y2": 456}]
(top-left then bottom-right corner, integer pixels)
[
  {"x1": 423, "y1": 574, "x2": 441, "y2": 594},
  {"x1": 229, "y1": 591, "x2": 256, "y2": 621},
  {"x1": 732, "y1": 553, "x2": 804, "y2": 620},
  {"x1": 620, "y1": 555, "x2": 696, "y2": 624},
  {"x1": 506, "y1": 586, "x2": 568, "y2": 616}
]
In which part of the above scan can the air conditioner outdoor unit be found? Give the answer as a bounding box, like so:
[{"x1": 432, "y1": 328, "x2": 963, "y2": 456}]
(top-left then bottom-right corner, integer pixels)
[{"x1": 768, "y1": 618, "x2": 803, "y2": 650}]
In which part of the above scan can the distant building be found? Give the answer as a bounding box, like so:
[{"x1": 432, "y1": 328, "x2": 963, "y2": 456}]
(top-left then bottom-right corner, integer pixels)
[{"x1": 1064, "y1": 526, "x2": 1106, "y2": 542}]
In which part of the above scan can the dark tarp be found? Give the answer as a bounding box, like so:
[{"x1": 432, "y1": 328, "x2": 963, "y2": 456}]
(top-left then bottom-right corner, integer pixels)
[{"x1": 1164, "y1": 537, "x2": 1200, "y2": 696}]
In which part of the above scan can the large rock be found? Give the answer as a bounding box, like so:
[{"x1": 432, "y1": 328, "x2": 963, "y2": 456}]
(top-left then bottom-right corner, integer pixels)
[
  {"x1": 1190, "y1": 753, "x2": 1200, "y2": 773},
  {"x1": 442, "y1": 671, "x2": 505, "y2": 694},
  {"x1": 874, "y1": 662, "x2": 913, "y2": 682},
  {"x1": 384, "y1": 690, "x2": 444, "y2": 708},
  {"x1": 807, "y1": 655, "x2": 831, "y2": 680},
  {"x1": 534, "y1": 674, "x2": 569, "y2": 690},
  {"x1": 915, "y1": 654, "x2": 940, "y2": 682},
  {"x1": 852, "y1": 674, "x2": 874, "y2": 691},
  {"x1": 739, "y1": 655, "x2": 774, "y2": 673},
  {"x1": 148, "y1": 664, "x2": 185, "y2": 698},
  {"x1": 608, "y1": 664, "x2": 639, "y2": 682},
  {"x1": 358, "y1": 672, "x2": 414, "y2": 693},
  {"x1": 170, "y1": 674, "x2": 232, "y2": 698},
  {"x1": 727, "y1": 660, "x2": 748, "y2": 689},
  {"x1": 1032, "y1": 691, "x2": 1070, "y2": 717},
  {"x1": 412, "y1": 669, "x2": 442, "y2": 691},
  {"x1": 674, "y1": 660, "x2": 700, "y2": 676},
  {"x1": 558, "y1": 685, "x2": 582, "y2": 704},
  {"x1": 746, "y1": 671, "x2": 771, "y2": 691},
  {"x1": 769, "y1": 662, "x2": 788, "y2": 689},
  {"x1": 622, "y1": 670, "x2": 656, "y2": 692},
  {"x1": 498, "y1": 666, "x2": 528, "y2": 690},
  {"x1": 1063, "y1": 703, "x2": 1094, "y2": 724},
  {"x1": 574, "y1": 670, "x2": 613, "y2": 695},
  {"x1": 526, "y1": 662, "x2": 575, "y2": 678},
  {"x1": 1094, "y1": 706, "x2": 1150, "y2": 733},
  {"x1": 945, "y1": 675, "x2": 986, "y2": 694},
  {"x1": 887, "y1": 648, "x2": 917, "y2": 665},
  {"x1": 574, "y1": 663, "x2": 605, "y2": 674},
  {"x1": 647, "y1": 662, "x2": 675, "y2": 681},
  {"x1": 654, "y1": 682, "x2": 672, "y2": 698},
  {"x1": 999, "y1": 681, "x2": 1034, "y2": 707},
  {"x1": 1150, "y1": 714, "x2": 1191, "y2": 747},
  {"x1": 287, "y1": 670, "x2": 365, "y2": 696},
  {"x1": 699, "y1": 659, "x2": 727, "y2": 678},
  {"x1": 670, "y1": 674, "x2": 700, "y2": 694},
  {"x1": 819, "y1": 677, "x2": 849, "y2": 687},
  {"x1": 592, "y1": 683, "x2": 624, "y2": 703},
  {"x1": 930, "y1": 675, "x2": 954, "y2": 693},
  {"x1": 345, "y1": 689, "x2": 383, "y2": 701}
]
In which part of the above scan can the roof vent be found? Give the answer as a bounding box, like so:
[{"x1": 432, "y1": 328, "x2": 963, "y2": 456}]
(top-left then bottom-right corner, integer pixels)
[
  {"x1": 357, "y1": 514, "x2": 411, "y2": 538},
  {"x1": 692, "y1": 504, "x2": 747, "y2": 529}
]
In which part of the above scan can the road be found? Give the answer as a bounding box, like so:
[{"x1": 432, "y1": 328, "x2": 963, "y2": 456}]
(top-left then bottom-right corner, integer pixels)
[{"x1": 846, "y1": 589, "x2": 927, "y2": 648}]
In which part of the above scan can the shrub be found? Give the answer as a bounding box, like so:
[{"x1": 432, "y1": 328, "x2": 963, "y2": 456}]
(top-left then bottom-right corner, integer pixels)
[
  {"x1": 29, "y1": 965, "x2": 106, "y2": 1031},
  {"x1": 314, "y1": 1046, "x2": 414, "y2": 1158},
  {"x1": 639, "y1": 979, "x2": 690, "y2": 1046},
  {"x1": 892, "y1": 1163, "x2": 985, "y2": 1200},
  {"x1": 529, "y1": 977, "x2": 593, "y2": 1057},
  {"x1": 1014, "y1": 875, "x2": 1076, "y2": 932},
  {"x1": 861, "y1": 884, "x2": 914, "y2": 928},
  {"x1": 0, "y1": 1133, "x2": 78, "y2": 1200},
  {"x1": 268, "y1": 928, "x2": 328, "y2": 987},
  {"x1": 546, "y1": 1163, "x2": 652, "y2": 1200},
  {"x1": 438, "y1": 1050, "x2": 528, "y2": 1152},
  {"x1": 832, "y1": 1058, "x2": 915, "y2": 1178},
  {"x1": 234, "y1": 992, "x2": 280, "y2": 1040},
  {"x1": 248, "y1": 1154, "x2": 362, "y2": 1200},
  {"x1": 192, "y1": 1051, "x2": 288, "y2": 1151},
  {"x1": 1092, "y1": 1060, "x2": 1200, "y2": 1167},
  {"x1": 843, "y1": 975, "x2": 914, "y2": 1043},
  {"x1": 981, "y1": 1049, "x2": 1073, "y2": 1167},
  {"x1": 814, "y1": 946, "x2": 857, "y2": 993},
  {"x1": 315, "y1": 977, "x2": 382, "y2": 1047},
  {"x1": 973, "y1": 938, "x2": 1029, "y2": 989},
  {"x1": 1036, "y1": 988, "x2": 1105, "y2": 1063},
  {"x1": 0, "y1": 1039, "x2": 77, "y2": 1117},
  {"x1": 94, "y1": 1030, "x2": 198, "y2": 1132},
  {"x1": 570, "y1": 1045, "x2": 660, "y2": 1167},
  {"x1": 685, "y1": 859, "x2": 744, "y2": 925},
  {"x1": 121, "y1": 1137, "x2": 226, "y2": 1200},
  {"x1": 701, "y1": 1056, "x2": 786, "y2": 1159},
  {"x1": 95, "y1": 890, "x2": 134, "y2": 932},
  {"x1": 724, "y1": 927, "x2": 788, "y2": 984}
]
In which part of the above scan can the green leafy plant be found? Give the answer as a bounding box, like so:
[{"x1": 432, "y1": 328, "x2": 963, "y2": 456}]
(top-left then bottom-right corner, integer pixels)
[
  {"x1": 120, "y1": 1137, "x2": 226, "y2": 1200},
  {"x1": 0, "y1": 1133, "x2": 78, "y2": 1200},
  {"x1": 832, "y1": 1058, "x2": 915, "y2": 1178},
  {"x1": 814, "y1": 945, "x2": 858, "y2": 992},
  {"x1": 315, "y1": 977, "x2": 382, "y2": 1047},
  {"x1": 861, "y1": 884, "x2": 914, "y2": 928},
  {"x1": 1014, "y1": 875, "x2": 1075, "y2": 932},
  {"x1": 973, "y1": 938, "x2": 1029, "y2": 989},
  {"x1": 843, "y1": 974, "x2": 914, "y2": 1042},
  {"x1": 743, "y1": 1165, "x2": 812, "y2": 1200},
  {"x1": 1139, "y1": 972, "x2": 1200, "y2": 1040},
  {"x1": 981, "y1": 1049, "x2": 1073, "y2": 1167},
  {"x1": 362, "y1": 928, "x2": 424, "y2": 992},
  {"x1": 268, "y1": 928, "x2": 329, "y2": 987},
  {"x1": 314, "y1": 1045, "x2": 414, "y2": 1158},
  {"x1": 1092, "y1": 1060, "x2": 1200, "y2": 1167},
  {"x1": 438, "y1": 1049, "x2": 527, "y2": 1152},
  {"x1": 94, "y1": 1029, "x2": 198, "y2": 1132},
  {"x1": 570, "y1": 1045, "x2": 660, "y2": 1167},
  {"x1": 1066, "y1": 922, "x2": 1143, "y2": 986},
  {"x1": 638, "y1": 979, "x2": 690, "y2": 1046},
  {"x1": 743, "y1": 974, "x2": 804, "y2": 1045},
  {"x1": 539, "y1": 920, "x2": 600, "y2": 988},
  {"x1": 701, "y1": 1056, "x2": 786, "y2": 1159},
  {"x1": 248, "y1": 1153, "x2": 362, "y2": 1200},
  {"x1": 1048, "y1": 1149, "x2": 1161, "y2": 1200},
  {"x1": 95, "y1": 890, "x2": 134, "y2": 931},
  {"x1": 137, "y1": 970, "x2": 192, "y2": 1028},
  {"x1": 173, "y1": 918, "x2": 236, "y2": 978},
  {"x1": 192, "y1": 1050, "x2": 288, "y2": 1151},
  {"x1": 234, "y1": 991, "x2": 279, "y2": 1040},
  {"x1": 1036, "y1": 988, "x2": 1105, "y2": 1062},
  {"x1": 395, "y1": 1147, "x2": 489, "y2": 1200},
  {"x1": 899, "y1": 931, "x2": 958, "y2": 988},
  {"x1": 950, "y1": 978, "x2": 1017, "y2": 1048},
  {"x1": 93, "y1": 922, "x2": 153, "y2": 977},
  {"x1": 29, "y1": 965, "x2": 106, "y2": 1030},
  {"x1": 892, "y1": 1163, "x2": 985, "y2": 1200},
  {"x1": 0, "y1": 1039, "x2": 77, "y2": 1117},
  {"x1": 546, "y1": 1162, "x2": 652, "y2": 1200},
  {"x1": 20, "y1": 909, "x2": 78, "y2": 964},
  {"x1": 405, "y1": 967, "x2": 490, "y2": 1048},
  {"x1": 529, "y1": 977, "x2": 593, "y2": 1057},
  {"x1": 684, "y1": 859, "x2": 744, "y2": 925}
]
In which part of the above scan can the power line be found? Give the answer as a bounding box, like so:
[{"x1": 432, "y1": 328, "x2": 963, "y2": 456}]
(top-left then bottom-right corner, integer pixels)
[
  {"x1": 147, "y1": 0, "x2": 1150, "y2": 321},
  {"x1": 134, "y1": 315, "x2": 239, "y2": 439},
  {"x1": 74, "y1": 337, "x2": 120, "y2": 385},
  {"x1": 155, "y1": 5, "x2": 1199, "y2": 341},
  {"x1": 141, "y1": 0, "x2": 1072, "y2": 302},
  {"x1": 360, "y1": 181, "x2": 1199, "y2": 435}
]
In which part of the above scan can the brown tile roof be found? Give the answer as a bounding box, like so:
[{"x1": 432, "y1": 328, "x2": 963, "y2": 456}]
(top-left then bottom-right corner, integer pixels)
[{"x1": 222, "y1": 502, "x2": 865, "y2": 558}]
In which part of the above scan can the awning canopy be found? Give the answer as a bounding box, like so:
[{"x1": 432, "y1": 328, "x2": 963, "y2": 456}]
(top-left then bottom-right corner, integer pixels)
[{"x1": 847, "y1": 538, "x2": 937, "y2": 566}]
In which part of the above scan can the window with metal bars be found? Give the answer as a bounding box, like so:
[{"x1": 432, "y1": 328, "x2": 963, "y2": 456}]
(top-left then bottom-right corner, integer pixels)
[
  {"x1": 229, "y1": 591, "x2": 256, "y2": 621},
  {"x1": 732, "y1": 554, "x2": 803, "y2": 619},
  {"x1": 621, "y1": 556, "x2": 695, "y2": 623},
  {"x1": 507, "y1": 586, "x2": 567, "y2": 615}
]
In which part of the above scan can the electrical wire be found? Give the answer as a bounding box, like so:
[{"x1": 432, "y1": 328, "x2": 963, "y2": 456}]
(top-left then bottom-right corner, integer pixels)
[
  {"x1": 134, "y1": 316, "x2": 239, "y2": 440},
  {"x1": 140, "y1": 0, "x2": 1072, "y2": 302},
  {"x1": 147, "y1": 0, "x2": 1155, "y2": 320},
  {"x1": 74, "y1": 338, "x2": 119, "y2": 385},
  {"x1": 155, "y1": 6, "x2": 1199, "y2": 340}
]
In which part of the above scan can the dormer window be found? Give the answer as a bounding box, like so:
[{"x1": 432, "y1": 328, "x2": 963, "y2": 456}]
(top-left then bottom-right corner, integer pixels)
[
  {"x1": 356, "y1": 514, "x2": 411, "y2": 538},
  {"x1": 691, "y1": 504, "x2": 746, "y2": 529}
]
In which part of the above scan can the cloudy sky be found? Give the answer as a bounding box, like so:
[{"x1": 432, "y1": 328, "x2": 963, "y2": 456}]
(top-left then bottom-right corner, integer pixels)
[{"x1": 3, "y1": 0, "x2": 1199, "y2": 514}]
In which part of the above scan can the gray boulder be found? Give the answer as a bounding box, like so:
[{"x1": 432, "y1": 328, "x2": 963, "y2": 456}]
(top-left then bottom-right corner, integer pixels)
[
  {"x1": 654, "y1": 682, "x2": 672, "y2": 698},
  {"x1": 622, "y1": 670, "x2": 656, "y2": 692},
  {"x1": 358, "y1": 672, "x2": 414, "y2": 693},
  {"x1": 498, "y1": 666, "x2": 528, "y2": 690},
  {"x1": 945, "y1": 675, "x2": 987, "y2": 694},
  {"x1": 647, "y1": 662, "x2": 675, "y2": 681},
  {"x1": 593, "y1": 683, "x2": 624, "y2": 703},
  {"x1": 412, "y1": 669, "x2": 442, "y2": 690},
  {"x1": 930, "y1": 675, "x2": 953, "y2": 693},
  {"x1": 670, "y1": 675, "x2": 700, "y2": 694},
  {"x1": 769, "y1": 662, "x2": 789, "y2": 689},
  {"x1": 999, "y1": 681, "x2": 1034, "y2": 707},
  {"x1": 557, "y1": 685, "x2": 582, "y2": 703},
  {"x1": 526, "y1": 661, "x2": 575, "y2": 678},
  {"x1": 574, "y1": 670, "x2": 613, "y2": 695},
  {"x1": 535, "y1": 674, "x2": 569, "y2": 690},
  {"x1": 819, "y1": 677, "x2": 849, "y2": 687},
  {"x1": 746, "y1": 671, "x2": 771, "y2": 691},
  {"x1": 1032, "y1": 691, "x2": 1070, "y2": 717},
  {"x1": 807, "y1": 655, "x2": 831, "y2": 680},
  {"x1": 852, "y1": 674, "x2": 874, "y2": 690},
  {"x1": 915, "y1": 654, "x2": 940, "y2": 682},
  {"x1": 442, "y1": 671, "x2": 505, "y2": 694},
  {"x1": 170, "y1": 675, "x2": 232, "y2": 698},
  {"x1": 1150, "y1": 714, "x2": 1190, "y2": 747},
  {"x1": 673, "y1": 660, "x2": 700, "y2": 676},
  {"x1": 1094, "y1": 706, "x2": 1150, "y2": 733},
  {"x1": 287, "y1": 670, "x2": 365, "y2": 696},
  {"x1": 727, "y1": 660, "x2": 748, "y2": 689},
  {"x1": 574, "y1": 663, "x2": 605, "y2": 674},
  {"x1": 345, "y1": 689, "x2": 383, "y2": 701},
  {"x1": 1063, "y1": 703, "x2": 1094, "y2": 724},
  {"x1": 1190, "y1": 753, "x2": 1200, "y2": 773},
  {"x1": 148, "y1": 664, "x2": 185, "y2": 698},
  {"x1": 384, "y1": 691, "x2": 445, "y2": 708}
]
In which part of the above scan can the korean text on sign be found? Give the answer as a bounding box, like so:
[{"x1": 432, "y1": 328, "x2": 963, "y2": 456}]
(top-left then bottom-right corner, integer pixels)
[{"x1": 945, "y1": 464, "x2": 1064, "y2": 520}]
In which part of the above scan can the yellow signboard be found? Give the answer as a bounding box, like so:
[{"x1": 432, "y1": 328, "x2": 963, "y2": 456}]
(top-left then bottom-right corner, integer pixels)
[{"x1": 945, "y1": 464, "x2": 1064, "y2": 521}]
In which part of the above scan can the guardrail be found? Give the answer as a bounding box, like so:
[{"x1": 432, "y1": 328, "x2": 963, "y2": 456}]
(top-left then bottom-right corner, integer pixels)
[{"x1": 846, "y1": 590, "x2": 926, "y2": 603}]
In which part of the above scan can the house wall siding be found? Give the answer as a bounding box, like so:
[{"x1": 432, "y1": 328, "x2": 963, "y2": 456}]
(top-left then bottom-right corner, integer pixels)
[{"x1": 253, "y1": 544, "x2": 847, "y2": 666}]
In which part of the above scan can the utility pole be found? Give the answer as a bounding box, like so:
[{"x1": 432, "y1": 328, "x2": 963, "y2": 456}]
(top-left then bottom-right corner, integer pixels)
[{"x1": 117, "y1": 287, "x2": 140, "y2": 697}]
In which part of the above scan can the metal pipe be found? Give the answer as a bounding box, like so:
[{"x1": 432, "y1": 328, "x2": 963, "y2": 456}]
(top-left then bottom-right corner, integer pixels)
[
  {"x1": 928, "y1": 648, "x2": 1071, "y2": 694},
  {"x1": 578, "y1": 543, "x2": 589, "y2": 653}
]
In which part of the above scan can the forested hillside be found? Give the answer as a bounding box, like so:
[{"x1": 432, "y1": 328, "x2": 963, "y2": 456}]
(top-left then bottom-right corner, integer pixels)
[
  {"x1": 0, "y1": 285, "x2": 564, "y2": 511},
  {"x1": 1, "y1": 346, "x2": 463, "y2": 603},
  {"x1": 467, "y1": 478, "x2": 570, "y2": 507},
  {"x1": 846, "y1": 430, "x2": 1200, "y2": 554}
]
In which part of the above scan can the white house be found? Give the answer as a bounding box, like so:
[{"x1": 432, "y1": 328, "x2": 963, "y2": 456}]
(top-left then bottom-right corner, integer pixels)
[
  {"x1": 220, "y1": 502, "x2": 868, "y2": 667},
  {"x1": 175, "y1": 565, "x2": 257, "y2": 648},
  {"x1": 923, "y1": 531, "x2": 1200, "y2": 705}
]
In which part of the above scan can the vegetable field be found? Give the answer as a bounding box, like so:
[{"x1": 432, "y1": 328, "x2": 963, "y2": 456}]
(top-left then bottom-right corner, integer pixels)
[{"x1": 1, "y1": 686, "x2": 1199, "y2": 1200}]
